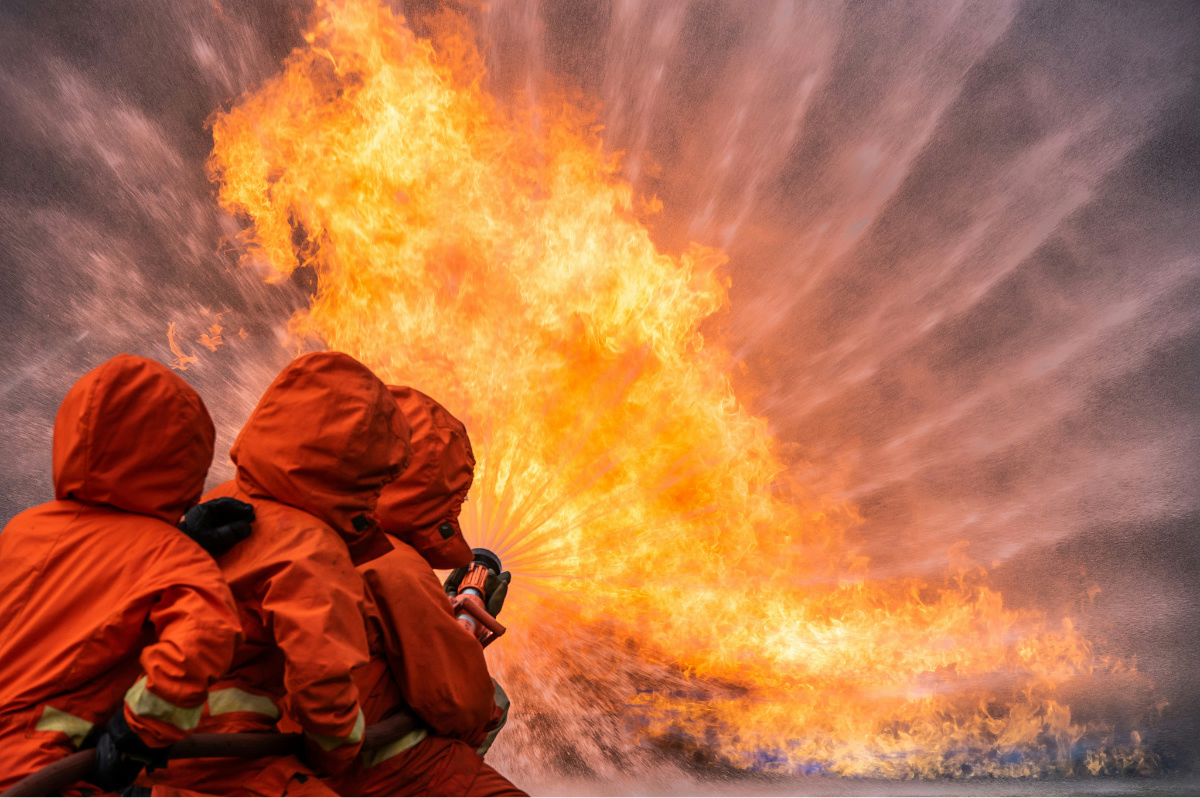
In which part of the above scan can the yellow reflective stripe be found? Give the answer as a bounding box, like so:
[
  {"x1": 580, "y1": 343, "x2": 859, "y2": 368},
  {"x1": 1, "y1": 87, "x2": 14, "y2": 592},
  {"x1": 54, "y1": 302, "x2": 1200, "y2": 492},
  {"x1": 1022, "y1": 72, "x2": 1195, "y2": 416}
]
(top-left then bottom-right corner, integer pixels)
[
  {"x1": 124, "y1": 676, "x2": 203, "y2": 732},
  {"x1": 305, "y1": 708, "x2": 365, "y2": 752},
  {"x1": 361, "y1": 728, "x2": 429, "y2": 769},
  {"x1": 34, "y1": 705, "x2": 94, "y2": 748},
  {"x1": 207, "y1": 688, "x2": 280, "y2": 719},
  {"x1": 348, "y1": 708, "x2": 365, "y2": 744},
  {"x1": 492, "y1": 679, "x2": 510, "y2": 715},
  {"x1": 477, "y1": 679, "x2": 509, "y2": 757}
]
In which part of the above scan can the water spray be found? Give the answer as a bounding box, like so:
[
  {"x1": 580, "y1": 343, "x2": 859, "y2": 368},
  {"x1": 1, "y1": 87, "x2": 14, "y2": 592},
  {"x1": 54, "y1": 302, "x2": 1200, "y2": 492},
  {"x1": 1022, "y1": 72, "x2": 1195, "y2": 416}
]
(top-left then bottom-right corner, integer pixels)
[{"x1": 451, "y1": 547, "x2": 507, "y2": 648}]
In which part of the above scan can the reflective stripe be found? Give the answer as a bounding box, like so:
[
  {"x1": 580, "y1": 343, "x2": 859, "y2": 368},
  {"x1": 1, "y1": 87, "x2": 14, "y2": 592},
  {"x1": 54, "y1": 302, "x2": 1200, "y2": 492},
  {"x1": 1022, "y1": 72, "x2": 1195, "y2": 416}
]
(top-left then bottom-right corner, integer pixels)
[
  {"x1": 493, "y1": 679, "x2": 510, "y2": 715},
  {"x1": 207, "y1": 688, "x2": 281, "y2": 719},
  {"x1": 34, "y1": 705, "x2": 94, "y2": 748},
  {"x1": 477, "y1": 679, "x2": 510, "y2": 757},
  {"x1": 361, "y1": 728, "x2": 429, "y2": 769},
  {"x1": 305, "y1": 708, "x2": 365, "y2": 752},
  {"x1": 124, "y1": 676, "x2": 203, "y2": 732}
]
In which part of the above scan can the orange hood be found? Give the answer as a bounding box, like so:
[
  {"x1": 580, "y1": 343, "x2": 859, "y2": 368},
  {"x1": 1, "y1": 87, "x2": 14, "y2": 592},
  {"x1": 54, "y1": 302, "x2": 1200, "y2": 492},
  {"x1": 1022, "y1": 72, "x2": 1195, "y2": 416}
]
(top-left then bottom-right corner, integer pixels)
[
  {"x1": 375, "y1": 385, "x2": 475, "y2": 569},
  {"x1": 53, "y1": 354, "x2": 215, "y2": 523},
  {"x1": 231, "y1": 352, "x2": 412, "y2": 553}
]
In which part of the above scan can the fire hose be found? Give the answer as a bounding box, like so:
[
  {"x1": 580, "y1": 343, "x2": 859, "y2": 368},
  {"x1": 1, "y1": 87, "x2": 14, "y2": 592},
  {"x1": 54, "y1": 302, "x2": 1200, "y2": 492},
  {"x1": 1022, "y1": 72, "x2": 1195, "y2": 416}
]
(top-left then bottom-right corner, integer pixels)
[{"x1": 1, "y1": 709, "x2": 419, "y2": 797}]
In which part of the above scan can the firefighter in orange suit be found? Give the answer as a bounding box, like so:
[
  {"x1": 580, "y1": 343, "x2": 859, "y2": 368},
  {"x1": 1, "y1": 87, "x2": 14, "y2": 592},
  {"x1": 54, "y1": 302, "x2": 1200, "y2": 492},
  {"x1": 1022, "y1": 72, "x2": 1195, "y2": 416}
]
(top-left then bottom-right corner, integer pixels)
[
  {"x1": 147, "y1": 352, "x2": 412, "y2": 796},
  {"x1": 0, "y1": 354, "x2": 245, "y2": 793},
  {"x1": 329, "y1": 385, "x2": 525, "y2": 797}
]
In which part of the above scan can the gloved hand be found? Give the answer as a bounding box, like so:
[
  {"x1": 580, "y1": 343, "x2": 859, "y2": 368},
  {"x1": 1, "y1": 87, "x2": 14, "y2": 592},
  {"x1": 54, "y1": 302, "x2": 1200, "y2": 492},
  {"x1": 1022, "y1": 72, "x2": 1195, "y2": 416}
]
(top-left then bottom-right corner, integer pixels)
[
  {"x1": 178, "y1": 497, "x2": 255, "y2": 557},
  {"x1": 444, "y1": 567, "x2": 511, "y2": 618},
  {"x1": 91, "y1": 711, "x2": 169, "y2": 793}
]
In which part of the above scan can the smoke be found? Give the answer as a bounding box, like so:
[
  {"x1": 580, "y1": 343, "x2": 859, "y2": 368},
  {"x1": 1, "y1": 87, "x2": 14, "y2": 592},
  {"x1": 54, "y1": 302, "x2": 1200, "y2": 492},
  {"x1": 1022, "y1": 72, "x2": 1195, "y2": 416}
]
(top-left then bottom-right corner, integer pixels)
[
  {"x1": 2, "y1": 0, "x2": 1198, "y2": 786},
  {"x1": 0, "y1": 0, "x2": 310, "y2": 501}
]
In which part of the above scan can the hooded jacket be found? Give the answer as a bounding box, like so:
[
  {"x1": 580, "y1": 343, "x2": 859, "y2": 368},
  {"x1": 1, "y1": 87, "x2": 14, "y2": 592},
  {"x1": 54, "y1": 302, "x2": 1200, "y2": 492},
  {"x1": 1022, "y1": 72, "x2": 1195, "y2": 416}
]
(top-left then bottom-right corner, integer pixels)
[
  {"x1": 331, "y1": 387, "x2": 505, "y2": 795},
  {"x1": 0, "y1": 354, "x2": 242, "y2": 790},
  {"x1": 374, "y1": 385, "x2": 475, "y2": 568},
  {"x1": 148, "y1": 352, "x2": 412, "y2": 793}
]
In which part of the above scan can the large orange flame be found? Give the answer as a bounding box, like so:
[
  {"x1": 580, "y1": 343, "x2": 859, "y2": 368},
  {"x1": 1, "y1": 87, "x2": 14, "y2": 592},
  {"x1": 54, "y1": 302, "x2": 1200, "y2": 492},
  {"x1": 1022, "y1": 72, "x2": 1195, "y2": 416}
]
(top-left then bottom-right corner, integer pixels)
[{"x1": 209, "y1": 0, "x2": 1156, "y2": 779}]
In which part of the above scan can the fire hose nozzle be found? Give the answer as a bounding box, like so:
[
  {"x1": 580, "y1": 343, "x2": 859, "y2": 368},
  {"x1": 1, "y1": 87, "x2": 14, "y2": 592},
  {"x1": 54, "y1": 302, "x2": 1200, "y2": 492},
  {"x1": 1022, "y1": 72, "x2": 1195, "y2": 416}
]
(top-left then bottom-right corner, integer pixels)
[
  {"x1": 454, "y1": 548, "x2": 506, "y2": 647},
  {"x1": 469, "y1": 547, "x2": 502, "y2": 575}
]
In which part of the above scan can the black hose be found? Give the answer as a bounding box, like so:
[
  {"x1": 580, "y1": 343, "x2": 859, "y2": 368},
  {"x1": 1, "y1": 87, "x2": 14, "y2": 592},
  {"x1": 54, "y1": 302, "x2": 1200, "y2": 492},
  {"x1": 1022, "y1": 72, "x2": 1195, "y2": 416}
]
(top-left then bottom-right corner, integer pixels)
[{"x1": 2, "y1": 711, "x2": 420, "y2": 797}]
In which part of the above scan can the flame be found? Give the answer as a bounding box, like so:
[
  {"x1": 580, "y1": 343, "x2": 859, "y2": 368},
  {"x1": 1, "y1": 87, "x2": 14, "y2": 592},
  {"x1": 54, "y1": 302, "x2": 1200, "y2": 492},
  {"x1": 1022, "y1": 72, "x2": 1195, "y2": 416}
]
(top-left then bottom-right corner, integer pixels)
[
  {"x1": 166, "y1": 321, "x2": 199, "y2": 371},
  {"x1": 197, "y1": 321, "x2": 225, "y2": 352},
  {"x1": 209, "y1": 0, "x2": 1157, "y2": 779}
]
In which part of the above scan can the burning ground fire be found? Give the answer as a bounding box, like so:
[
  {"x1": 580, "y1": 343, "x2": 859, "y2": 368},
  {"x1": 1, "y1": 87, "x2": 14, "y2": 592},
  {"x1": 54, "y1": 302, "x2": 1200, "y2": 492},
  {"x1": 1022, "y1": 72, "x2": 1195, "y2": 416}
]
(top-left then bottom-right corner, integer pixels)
[{"x1": 207, "y1": 0, "x2": 1157, "y2": 780}]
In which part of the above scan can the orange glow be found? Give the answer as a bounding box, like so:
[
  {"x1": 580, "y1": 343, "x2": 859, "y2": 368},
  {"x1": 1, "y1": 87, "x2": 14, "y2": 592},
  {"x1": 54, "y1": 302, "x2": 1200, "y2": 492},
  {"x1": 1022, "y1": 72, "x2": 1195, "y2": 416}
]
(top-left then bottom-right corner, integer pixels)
[
  {"x1": 167, "y1": 321, "x2": 198, "y2": 371},
  {"x1": 209, "y1": 0, "x2": 1156, "y2": 777},
  {"x1": 197, "y1": 321, "x2": 225, "y2": 352}
]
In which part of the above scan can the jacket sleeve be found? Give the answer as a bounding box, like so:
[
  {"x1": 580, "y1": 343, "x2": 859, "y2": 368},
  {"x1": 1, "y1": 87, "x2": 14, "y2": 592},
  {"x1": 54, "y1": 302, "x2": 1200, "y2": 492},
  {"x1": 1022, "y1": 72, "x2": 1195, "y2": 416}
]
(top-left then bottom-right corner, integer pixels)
[
  {"x1": 362, "y1": 543, "x2": 499, "y2": 744},
  {"x1": 123, "y1": 538, "x2": 243, "y2": 748},
  {"x1": 264, "y1": 529, "x2": 370, "y2": 775}
]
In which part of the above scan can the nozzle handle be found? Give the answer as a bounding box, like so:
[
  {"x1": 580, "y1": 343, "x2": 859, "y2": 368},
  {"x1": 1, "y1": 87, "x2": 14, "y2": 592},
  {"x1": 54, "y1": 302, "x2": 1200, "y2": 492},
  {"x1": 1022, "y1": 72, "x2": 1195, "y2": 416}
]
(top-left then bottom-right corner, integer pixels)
[{"x1": 453, "y1": 592, "x2": 506, "y2": 648}]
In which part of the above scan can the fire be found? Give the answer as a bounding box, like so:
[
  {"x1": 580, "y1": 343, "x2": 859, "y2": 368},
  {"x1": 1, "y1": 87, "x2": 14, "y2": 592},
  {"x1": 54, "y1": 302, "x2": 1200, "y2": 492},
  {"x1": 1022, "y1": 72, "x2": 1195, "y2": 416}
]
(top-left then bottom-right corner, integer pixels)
[
  {"x1": 197, "y1": 321, "x2": 225, "y2": 352},
  {"x1": 209, "y1": 0, "x2": 1156, "y2": 779},
  {"x1": 167, "y1": 321, "x2": 199, "y2": 371}
]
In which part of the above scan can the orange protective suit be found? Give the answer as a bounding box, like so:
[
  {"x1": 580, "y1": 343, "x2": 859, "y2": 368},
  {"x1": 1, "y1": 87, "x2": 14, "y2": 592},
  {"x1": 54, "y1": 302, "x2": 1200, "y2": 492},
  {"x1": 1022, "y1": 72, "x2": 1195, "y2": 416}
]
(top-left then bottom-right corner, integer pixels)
[
  {"x1": 0, "y1": 355, "x2": 242, "y2": 791},
  {"x1": 147, "y1": 352, "x2": 412, "y2": 796},
  {"x1": 329, "y1": 386, "x2": 525, "y2": 797}
]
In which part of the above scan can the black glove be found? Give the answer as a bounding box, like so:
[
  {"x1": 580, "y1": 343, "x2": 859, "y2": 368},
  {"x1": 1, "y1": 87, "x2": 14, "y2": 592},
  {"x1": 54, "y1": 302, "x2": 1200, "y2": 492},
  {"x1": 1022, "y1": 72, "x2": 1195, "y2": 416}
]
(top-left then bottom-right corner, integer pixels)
[
  {"x1": 444, "y1": 568, "x2": 512, "y2": 618},
  {"x1": 178, "y1": 497, "x2": 255, "y2": 557},
  {"x1": 91, "y1": 712, "x2": 169, "y2": 793}
]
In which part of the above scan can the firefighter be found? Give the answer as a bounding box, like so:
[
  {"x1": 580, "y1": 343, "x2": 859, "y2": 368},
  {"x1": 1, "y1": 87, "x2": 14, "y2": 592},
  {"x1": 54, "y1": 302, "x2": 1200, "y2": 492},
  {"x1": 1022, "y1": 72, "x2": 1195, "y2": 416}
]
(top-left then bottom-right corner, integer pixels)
[
  {"x1": 329, "y1": 385, "x2": 525, "y2": 797},
  {"x1": 0, "y1": 354, "x2": 247, "y2": 793},
  {"x1": 146, "y1": 351, "x2": 412, "y2": 796}
]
